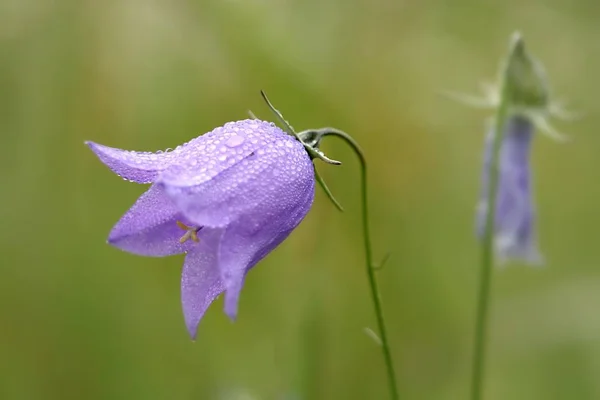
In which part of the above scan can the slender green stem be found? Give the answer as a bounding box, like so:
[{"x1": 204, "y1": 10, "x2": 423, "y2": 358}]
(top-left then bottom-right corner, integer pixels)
[
  {"x1": 310, "y1": 128, "x2": 399, "y2": 400},
  {"x1": 259, "y1": 93, "x2": 395, "y2": 396},
  {"x1": 470, "y1": 47, "x2": 516, "y2": 400}
]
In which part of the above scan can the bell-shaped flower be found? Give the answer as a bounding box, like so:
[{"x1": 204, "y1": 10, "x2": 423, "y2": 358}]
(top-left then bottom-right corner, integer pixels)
[{"x1": 87, "y1": 119, "x2": 315, "y2": 338}]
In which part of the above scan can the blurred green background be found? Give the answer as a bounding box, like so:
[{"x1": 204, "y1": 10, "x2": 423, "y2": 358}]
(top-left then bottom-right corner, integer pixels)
[{"x1": 2, "y1": 0, "x2": 599, "y2": 399}]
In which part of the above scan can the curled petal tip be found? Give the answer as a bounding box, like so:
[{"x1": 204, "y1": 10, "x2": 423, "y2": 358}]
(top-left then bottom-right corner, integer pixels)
[
  {"x1": 224, "y1": 296, "x2": 239, "y2": 322},
  {"x1": 86, "y1": 141, "x2": 172, "y2": 184},
  {"x1": 85, "y1": 141, "x2": 99, "y2": 151},
  {"x1": 187, "y1": 326, "x2": 199, "y2": 341},
  {"x1": 225, "y1": 309, "x2": 238, "y2": 323},
  {"x1": 223, "y1": 285, "x2": 242, "y2": 322},
  {"x1": 106, "y1": 229, "x2": 125, "y2": 247}
]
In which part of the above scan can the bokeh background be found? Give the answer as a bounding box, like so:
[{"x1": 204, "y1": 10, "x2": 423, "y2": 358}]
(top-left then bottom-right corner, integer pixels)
[{"x1": 2, "y1": 0, "x2": 599, "y2": 399}]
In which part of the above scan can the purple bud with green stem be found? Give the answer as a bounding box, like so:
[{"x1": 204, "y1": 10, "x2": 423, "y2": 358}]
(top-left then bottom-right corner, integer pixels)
[{"x1": 446, "y1": 32, "x2": 575, "y2": 400}]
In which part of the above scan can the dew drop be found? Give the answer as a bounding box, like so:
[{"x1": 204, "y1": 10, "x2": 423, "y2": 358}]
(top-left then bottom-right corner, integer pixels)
[{"x1": 225, "y1": 135, "x2": 245, "y2": 148}]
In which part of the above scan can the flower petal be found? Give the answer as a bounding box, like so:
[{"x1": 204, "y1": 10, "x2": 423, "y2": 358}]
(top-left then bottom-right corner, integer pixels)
[
  {"x1": 86, "y1": 141, "x2": 178, "y2": 184},
  {"x1": 181, "y1": 228, "x2": 225, "y2": 339},
  {"x1": 217, "y1": 178, "x2": 314, "y2": 320},
  {"x1": 157, "y1": 120, "x2": 277, "y2": 190},
  {"x1": 159, "y1": 131, "x2": 314, "y2": 228},
  {"x1": 495, "y1": 139, "x2": 543, "y2": 265},
  {"x1": 108, "y1": 184, "x2": 196, "y2": 256},
  {"x1": 477, "y1": 116, "x2": 543, "y2": 265}
]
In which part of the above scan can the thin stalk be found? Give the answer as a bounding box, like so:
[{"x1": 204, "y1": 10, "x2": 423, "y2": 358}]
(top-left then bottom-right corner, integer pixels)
[
  {"x1": 470, "y1": 41, "x2": 518, "y2": 400},
  {"x1": 310, "y1": 128, "x2": 399, "y2": 399}
]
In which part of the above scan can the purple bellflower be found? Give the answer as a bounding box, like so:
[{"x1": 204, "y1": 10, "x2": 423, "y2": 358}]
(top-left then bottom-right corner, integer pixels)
[
  {"x1": 87, "y1": 119, "x2": 317, "y2": 338},
  {"x1": 460, "y1": 34, "x2": 573, "y2": 265}
]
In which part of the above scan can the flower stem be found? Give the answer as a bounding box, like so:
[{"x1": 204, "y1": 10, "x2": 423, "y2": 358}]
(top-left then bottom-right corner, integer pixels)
[
  {"x1": 470, "y1": 34, "x2": 521, "y2": 400},
  {"x1": 304, "y1": 128, "x2": 399, "y2": 399}
]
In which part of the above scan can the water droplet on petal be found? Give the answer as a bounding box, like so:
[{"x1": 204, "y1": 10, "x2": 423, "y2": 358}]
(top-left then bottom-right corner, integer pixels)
[{"x1": 225, "y1": 135, "x2": 245, "y2": 148}]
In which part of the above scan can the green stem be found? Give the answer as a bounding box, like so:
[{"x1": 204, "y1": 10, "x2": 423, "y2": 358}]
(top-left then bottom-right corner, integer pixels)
[
  {"x1": 309, "y1": 128, "x2": 399, "y2": 400},
  {"x1": 470, "y1": 43, "x2": 517, "y2": 400}
]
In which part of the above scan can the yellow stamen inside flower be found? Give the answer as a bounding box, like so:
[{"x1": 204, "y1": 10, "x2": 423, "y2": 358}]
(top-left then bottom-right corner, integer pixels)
[{"x1": 176, "y1": 221, "x2": 200, "y2": 244}]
